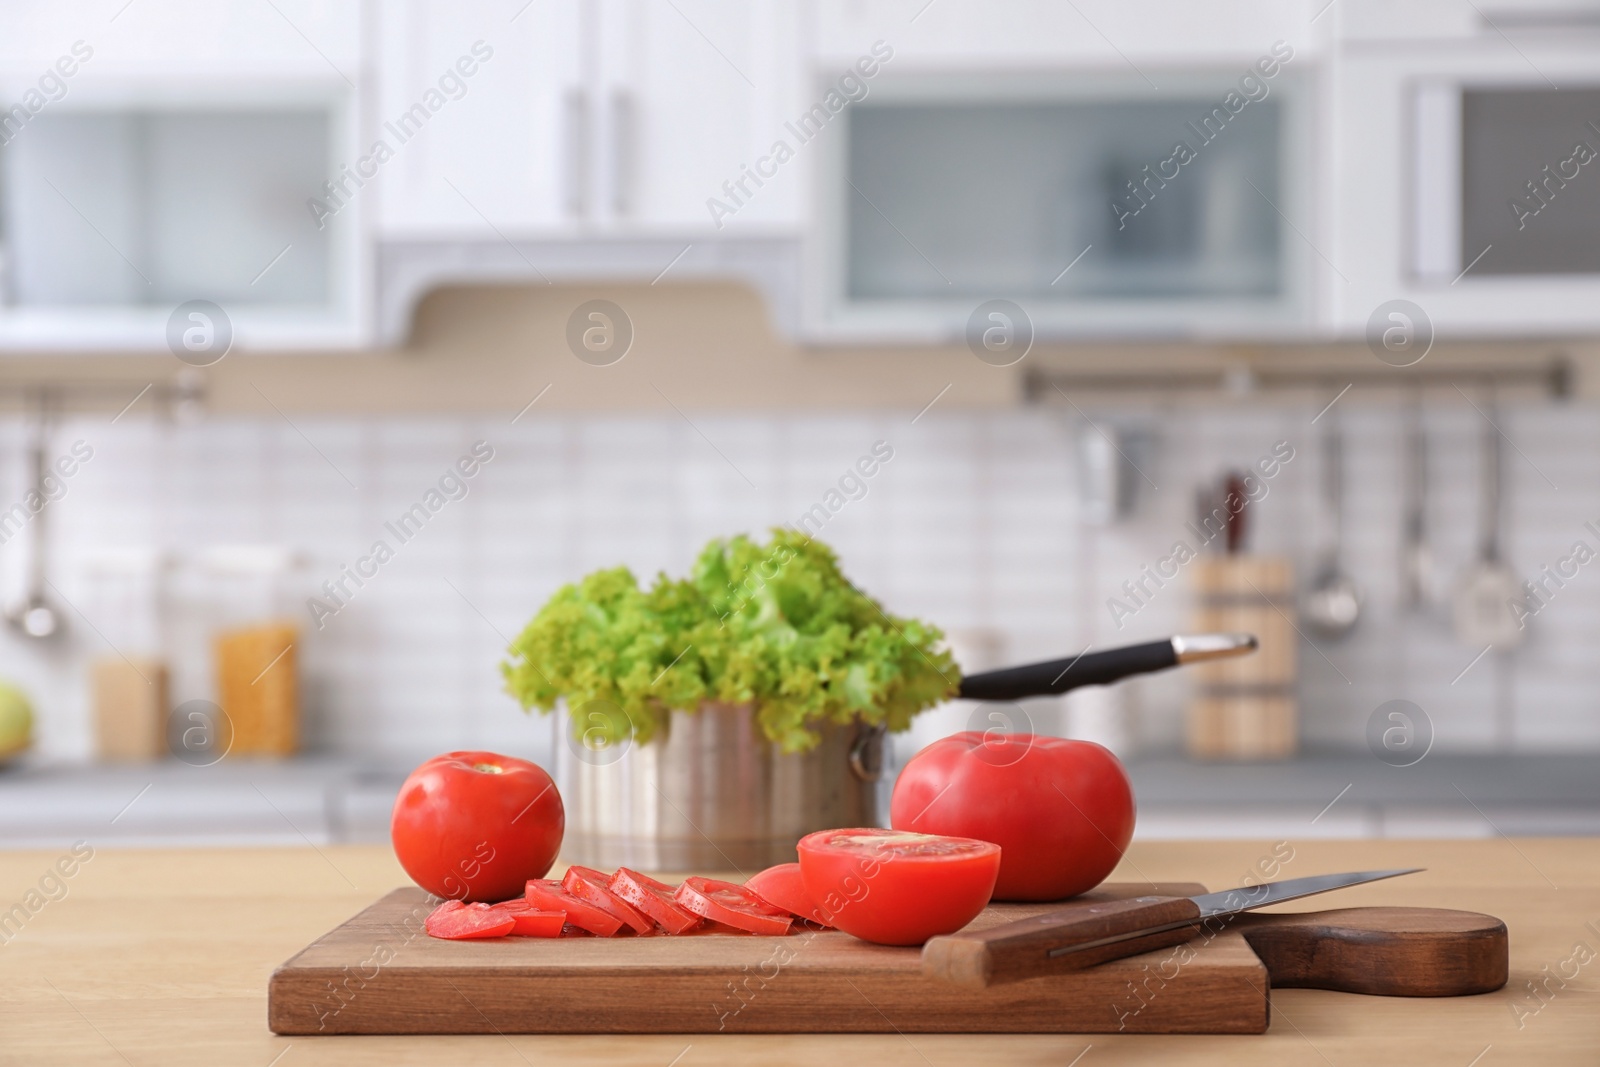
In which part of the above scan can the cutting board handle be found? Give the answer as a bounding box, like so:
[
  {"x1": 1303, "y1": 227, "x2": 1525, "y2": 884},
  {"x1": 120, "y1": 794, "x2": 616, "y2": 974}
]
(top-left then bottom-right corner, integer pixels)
[
  {"x1": 923, "y1": 903, "x2": 1509, "y2": 996},
  {"x1": 1235, "y1": 907, "x2": 1508, "y2": 996},
  {"x1": 922, "y1": 895, "x2": 1202, "y2": 987}
]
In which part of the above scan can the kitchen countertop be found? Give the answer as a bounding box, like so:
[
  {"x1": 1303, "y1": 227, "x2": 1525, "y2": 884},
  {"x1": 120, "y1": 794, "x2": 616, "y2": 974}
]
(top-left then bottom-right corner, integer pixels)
[
  {"x1": 1125, "y1": 752, "x2": 1600, "y2": 838},
  {"x1": 3, "y1": 752, "x2": 1598, "y2": 847},
  {"x1": 4, "y1": 839, "x2": 1595, "y2": 1065},
  {"x1": 1128, "y1": 752, "x2": 1600, "y2": 806}
]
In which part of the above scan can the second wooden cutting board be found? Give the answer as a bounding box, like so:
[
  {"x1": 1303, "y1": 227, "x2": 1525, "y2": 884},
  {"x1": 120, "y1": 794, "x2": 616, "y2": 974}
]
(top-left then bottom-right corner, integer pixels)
[{"x1": 271, "y1": 882, "x2": 1270, "y2": 1035}]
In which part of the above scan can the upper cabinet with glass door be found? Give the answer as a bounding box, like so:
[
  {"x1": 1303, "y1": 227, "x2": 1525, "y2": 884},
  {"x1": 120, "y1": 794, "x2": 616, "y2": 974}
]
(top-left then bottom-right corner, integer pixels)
[
  {"x1": 811, "y1": 0, "x2": 1313, "y2": 65},
  {"x1": 0, "y1": 2, "x2": 366, "y2": 349},
  {"x1": 801, "y1": 1, "x2": 1323, "y2": 340},
  {"x1": 807, "y1": 66, "x2": 1317, "y2": 340},
  {"x1": 1334, "y1": 16, "x2": 1600, "y2": 336}
]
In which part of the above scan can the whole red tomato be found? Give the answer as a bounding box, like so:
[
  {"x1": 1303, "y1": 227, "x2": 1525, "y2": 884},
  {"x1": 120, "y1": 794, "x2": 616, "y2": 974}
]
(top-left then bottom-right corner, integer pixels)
[
  {"x1": 889, "y1": 732, "x2": 1134, "y2": 901},
  {"x1": 391, "y1": 751, "x2": 564, "y2": 902}
]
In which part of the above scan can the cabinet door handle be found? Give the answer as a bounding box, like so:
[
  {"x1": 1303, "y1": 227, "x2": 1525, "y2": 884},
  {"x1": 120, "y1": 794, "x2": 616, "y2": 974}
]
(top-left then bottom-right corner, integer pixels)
[
  {"x1": 563, "y1": 87, "x2": 590, "y2": 219},
  {"x1": 610, "y1": 88, "x2": 636, "y2": 219}
]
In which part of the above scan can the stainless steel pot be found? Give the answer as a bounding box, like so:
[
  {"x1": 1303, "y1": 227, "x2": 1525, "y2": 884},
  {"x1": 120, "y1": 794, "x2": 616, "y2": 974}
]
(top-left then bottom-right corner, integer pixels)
[
  {"x1": 555, "y1": 702, "x2": 883, "y2": 871},
  {"x1": 552, "y1": 635, "x2": 1259, "y2": 871}
]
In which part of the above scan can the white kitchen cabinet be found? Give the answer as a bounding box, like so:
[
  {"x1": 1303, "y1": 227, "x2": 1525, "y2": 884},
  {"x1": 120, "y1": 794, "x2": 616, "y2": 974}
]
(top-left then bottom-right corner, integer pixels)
[
  {"x1": 802, "y1": 62, "x2": 1322, "y2": 342},
  {"x1": 375, "y1": 0, "x2": 801, "y2": 238},
  {"x1": 795, "y1": 0, "x2": 1333, "y2": 341},
  {"x1": 0, "y1": 0, "x2": 361, "y2": 83},
  {"x1": 372, "y1": 0, "x2": 583, "y2": 236},
  {"x1": 1332, "y1": 0, "x2": 1490, "y2": 43},
  {"x1": 1331, "y1": 38, "x2": 1600, "y2": 337},
  {"x1": 810, "y1": 0, "x2": 1316, "y2": 67},
  {"x1": 597, "y1": 0, "x2": 802, "y2": 231},
  {"x1": 0, "y1": 1, "x2": 368, "y2": 350}
]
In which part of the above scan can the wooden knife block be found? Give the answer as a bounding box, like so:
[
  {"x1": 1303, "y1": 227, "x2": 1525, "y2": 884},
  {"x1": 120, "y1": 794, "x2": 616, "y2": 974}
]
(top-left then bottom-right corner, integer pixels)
[{"x1": 1187, "y1": 556, "x2": 1297, "y2": 760}]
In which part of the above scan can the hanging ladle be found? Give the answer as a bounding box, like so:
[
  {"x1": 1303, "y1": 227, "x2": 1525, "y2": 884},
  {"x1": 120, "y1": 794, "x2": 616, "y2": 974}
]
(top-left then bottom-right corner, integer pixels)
[
  {"x1": 6, "y1": 392, "x2": 66, "y2": 640},
  {"x1": 1303, "y1": 413, "x2": 1361, "y2": 638}
]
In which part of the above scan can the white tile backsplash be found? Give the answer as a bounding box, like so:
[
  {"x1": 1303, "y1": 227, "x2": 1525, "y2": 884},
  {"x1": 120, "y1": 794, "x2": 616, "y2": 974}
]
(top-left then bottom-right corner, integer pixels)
[{"x1": 1, "y1": 400, "x2": 1599, "y2": 765}]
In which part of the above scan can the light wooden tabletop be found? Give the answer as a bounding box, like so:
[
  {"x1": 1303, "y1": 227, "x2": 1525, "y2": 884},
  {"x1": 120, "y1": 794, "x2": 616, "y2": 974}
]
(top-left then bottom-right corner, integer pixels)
[{"x1": 2, "y1": 837, "x2": 1595, "y2": 1065}]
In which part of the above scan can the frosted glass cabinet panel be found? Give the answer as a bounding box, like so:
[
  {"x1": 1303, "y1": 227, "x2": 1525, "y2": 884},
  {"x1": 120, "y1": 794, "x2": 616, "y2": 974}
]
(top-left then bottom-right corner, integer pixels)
[
  {"x1": 2, "y1": 110, "x2": 331, "y2": 308},
  {"x1": 814, "y1": 72, "x2": 1312, "y2": 339},
  {"x1": 1460, "y1": 87, "x2": 1600, "y2": 276},
  {"x1": 848, "y1": 100, "x2": 1281, "y2": 298}
]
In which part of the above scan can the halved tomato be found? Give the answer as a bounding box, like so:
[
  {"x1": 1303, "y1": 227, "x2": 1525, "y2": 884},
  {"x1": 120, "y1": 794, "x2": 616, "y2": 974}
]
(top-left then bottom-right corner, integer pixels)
[
  {"x1": 425, "y1": 899, "x2": 516, "y2": 940},
  {"x1": 674, "y1": 876, "x2": 793, "y2": 936},
  {"x1": 562, "y1": 865, "x2": 655, "y2": 934},
  {"x1": 797, "y1": 828, "x2": 1000, "y2": 946},
  {"x1": 486, "y1": 899, "x2": 566, "y2": 937},
  {"x1": 524, "y1": 878, "x2": 624, "y2": 936},
  {"x1": 745, "y1": 863, "x2": 834, "y2": 927},
  {"x1": 609, "y1": 868, "x2": 704, "y2": 935}
]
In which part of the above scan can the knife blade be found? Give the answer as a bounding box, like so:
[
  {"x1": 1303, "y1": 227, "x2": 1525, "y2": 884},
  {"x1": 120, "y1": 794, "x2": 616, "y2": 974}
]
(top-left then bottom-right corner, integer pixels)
[{"x1": 922, "y1": 868, "x2": 1422, "y2": 988}]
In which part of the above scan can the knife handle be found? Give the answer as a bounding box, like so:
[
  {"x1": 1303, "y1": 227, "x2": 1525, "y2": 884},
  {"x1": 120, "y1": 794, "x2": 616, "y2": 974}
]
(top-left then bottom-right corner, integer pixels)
[{"x1": 922, "y1": 895, "x2": 1203, "y2": 987}]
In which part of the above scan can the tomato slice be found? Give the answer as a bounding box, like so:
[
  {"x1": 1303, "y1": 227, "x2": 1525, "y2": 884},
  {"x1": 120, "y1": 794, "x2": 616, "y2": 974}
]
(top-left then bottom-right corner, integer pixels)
[
  {"x1": 486, "y1": 899, "x2": 566, "y2": 937},
  {"x1": 608, "y1": 868, "x2": 704, "y2": 935},
  {"x1": 524, "y1": 878, "x2": 624, "y2": 936},
  {"x1": 797, "y1": 828, "x2": 1000, "y2": 946},
  {"x1": 674, "y1": 876, "x2": 793, "y2": 936},
  {"x1": 511, "y1": 910, "x2": 565, "y2": 936},
  {"x1": 425, "y1": 899, "x2": 517, "y2": 940},
  {"x1": 562, "y1": 865, "x2": 656, "y2": 934},
  {"x1": 744, "y1": 863, "x2": 835, "y2": 927}
]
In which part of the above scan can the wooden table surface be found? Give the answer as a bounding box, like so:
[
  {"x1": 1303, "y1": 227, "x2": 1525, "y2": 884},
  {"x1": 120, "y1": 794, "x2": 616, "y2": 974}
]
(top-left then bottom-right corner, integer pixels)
[{"x1": 2, "y1": 838, "x2": 1595, "y2": 1066}]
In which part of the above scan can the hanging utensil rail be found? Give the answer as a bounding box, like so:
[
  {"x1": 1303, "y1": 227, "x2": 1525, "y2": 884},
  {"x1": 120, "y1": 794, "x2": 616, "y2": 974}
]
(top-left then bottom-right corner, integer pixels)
[
  {"x1": 1024, "y1": 356, "x2": 1571, "y2": 401},
  {"x1": 0, "y1": 378, "x2": 203, "y2": 416}
]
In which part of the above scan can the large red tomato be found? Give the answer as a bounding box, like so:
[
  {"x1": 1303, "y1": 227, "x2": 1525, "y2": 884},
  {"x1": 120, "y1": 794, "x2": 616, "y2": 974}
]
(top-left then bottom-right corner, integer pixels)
[
  {"x1": 391, "y1": 751, "x2": 564, "y2": 902},
  {"x1": 889, "y1": 732, "x2": 1134, "y2": 901}
]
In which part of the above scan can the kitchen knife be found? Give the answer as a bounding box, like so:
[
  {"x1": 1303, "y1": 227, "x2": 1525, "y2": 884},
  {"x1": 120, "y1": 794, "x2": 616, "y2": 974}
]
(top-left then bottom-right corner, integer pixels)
[
  {"x1": 922, "y1": 868, "x2": 1421, "y2": 987},
  {"x1": 957, "y1": 633, "x2": 1257, "y2": 702}
]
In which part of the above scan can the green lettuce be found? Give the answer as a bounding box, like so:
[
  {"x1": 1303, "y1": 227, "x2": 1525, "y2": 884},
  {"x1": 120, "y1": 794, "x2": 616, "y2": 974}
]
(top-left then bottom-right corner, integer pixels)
[{"x1": 502, "y1": 529, "x2": 960, "y2": 752}]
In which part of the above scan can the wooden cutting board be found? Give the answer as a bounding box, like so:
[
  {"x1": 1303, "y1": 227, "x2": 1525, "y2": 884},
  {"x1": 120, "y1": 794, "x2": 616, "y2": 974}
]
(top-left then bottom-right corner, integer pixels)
[{"x1": 269, "y1": 882, "x2": 1273, "y2": 1035}]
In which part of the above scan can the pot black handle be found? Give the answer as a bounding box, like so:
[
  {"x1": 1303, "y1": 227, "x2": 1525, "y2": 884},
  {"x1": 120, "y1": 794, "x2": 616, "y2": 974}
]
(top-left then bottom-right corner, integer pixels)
[{"x1": 956, "y1": 634, "x2": 1257, "y2": 702}]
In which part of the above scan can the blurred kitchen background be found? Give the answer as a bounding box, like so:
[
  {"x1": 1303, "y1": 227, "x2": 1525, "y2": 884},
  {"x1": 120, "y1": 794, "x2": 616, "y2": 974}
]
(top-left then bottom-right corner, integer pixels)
[{"x1": 3, "y1": 0, "x2": 1600, "y2": 845}]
